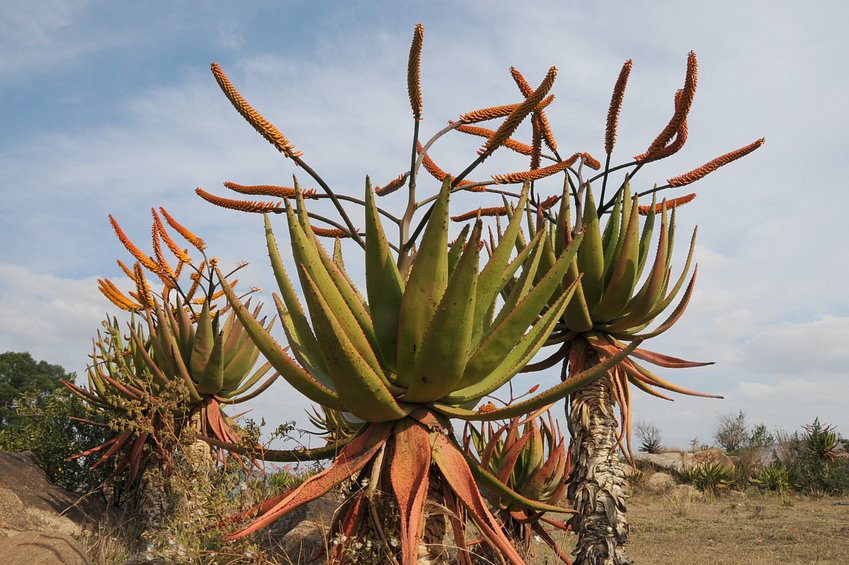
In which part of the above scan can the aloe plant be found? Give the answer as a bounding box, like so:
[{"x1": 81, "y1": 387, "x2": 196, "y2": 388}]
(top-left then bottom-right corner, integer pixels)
[
  {"x1": 476, "y1": 53, "x2": 762, "y2": 563},
  {"x1": 465, "y1": 410, "x2": 573, "y2": 562},
  {"x1": 213, "y1": 181, "x2": 630, "y2": 564},
  {"x1": 65, "y1": 210, "x2": 279, "y2": 485}
]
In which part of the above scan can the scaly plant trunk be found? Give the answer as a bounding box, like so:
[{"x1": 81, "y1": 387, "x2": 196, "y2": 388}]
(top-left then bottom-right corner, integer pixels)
[
  {"x1": 133, "y1": 464, "x2": 170, "y2": 552},
  {"x1": 566, "y1": 346, "x2": 630, "y2": 565}
]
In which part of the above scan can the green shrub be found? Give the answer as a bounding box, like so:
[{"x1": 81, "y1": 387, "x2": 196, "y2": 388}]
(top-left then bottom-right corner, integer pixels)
[
  {"x1": 0, "y1": 386, "x2": 113, "y2": 493},
  {"x1": 684, "y1": 461, "x2": 733, "y2": 495},
  {"x1": 781, "y1": 419, "x2": 849, "y2": 495},
  {"x1": 750, "y1": 463, "x2": 791, "y2": 493}
]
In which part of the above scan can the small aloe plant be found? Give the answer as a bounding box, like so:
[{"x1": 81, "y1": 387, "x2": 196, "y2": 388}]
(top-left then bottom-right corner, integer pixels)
[{"x1": 465, "y1": 409, "x2": 573, "y2": 562}]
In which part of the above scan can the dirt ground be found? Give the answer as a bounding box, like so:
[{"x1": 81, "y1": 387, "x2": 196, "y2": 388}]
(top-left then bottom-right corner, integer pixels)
[{"x1": 537, "y1": 491, "x2": 849, "y2": 564}]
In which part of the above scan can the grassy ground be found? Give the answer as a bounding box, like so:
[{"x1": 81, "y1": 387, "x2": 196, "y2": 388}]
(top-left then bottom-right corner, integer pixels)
[
  {"x1": 535, "y1": 491, "x2": 849, "y2": 565},
  {"x1": 626, "y1": 491, "x2": 849, "y2": 564}
]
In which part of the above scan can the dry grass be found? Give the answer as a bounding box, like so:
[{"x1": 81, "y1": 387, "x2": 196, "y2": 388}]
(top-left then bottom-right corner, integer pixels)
[{"x1": 624, "y1": 491, "x2": 849, "y2": 564}]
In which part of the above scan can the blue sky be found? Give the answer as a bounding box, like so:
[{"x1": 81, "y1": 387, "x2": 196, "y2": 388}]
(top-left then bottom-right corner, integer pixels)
[{"x1": 2, "y1": 0, "x2": 848, "y2": 449}]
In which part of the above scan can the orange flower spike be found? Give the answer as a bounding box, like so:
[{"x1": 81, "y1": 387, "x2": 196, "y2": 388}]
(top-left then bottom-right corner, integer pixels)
[
  {"x1": 480, "y1": 66, "x2": 558, "y2": 158},
  {"x1": 150, "y1": 219, "x2": 175, "y2": 280},
  {"x1": 667, "y1": 138, "x2": 765, "y2": 187},
  {"x1": 132, "y1": 262, "x2": 154, "y2": 309},
  {"x1": 223, "y1": 181, "x2": 317, "y2": 199},
  {"x1": 193, "y1": 287, "x2": 227, "y2": 304},
  {"x1": 455, "y1": 124, "x2": 534, "y2": 156},
  {"x1": 510, "y1": 67, "x2": 558, "y2": 153},
  {"x1": 530, "y1": 123, "x2": 543, "y2": 170},
  {"x1": 450, "y1": 206, "x2": 510, "y2": 222},
  {"x1": 310, "y1": 225, "x2": 353, "y2": 239},
  {"x1": 492, "y1": 153, "x2": 578, "y2": 184},
  {"x1": 374, "y1": 172, "x2": 410, "y2": 196},
  {"x1": 605, "y1": 59, "x2": 633, "y2": 155},
  {"x1": 538, "y1": 194, "x2": 560, "y2": 210},
  {"x1": 173, "y1": 258, "x2": 185, "y2": 280},
  {"x1": 159, "y1": 207, "x2": 206, "y2": 252},
  {"x1": 184, "y1": 270, "x2": 202, "y2": 303},
  {"x1": 195, "y1": 187, "x2": 283, "y2": 214},
  {"x1": 581, "y1": 152, "x2": 602, "y2": 170},
  {"x1": 643, "y1": 52, "x2": 698, "y2": 158},
  {"x1": 98, "y1": 279, "x2": 144, "y2": 312},
  {"x1": 210, "y1": 62, "x2": 302, "y2": 159},
  {"x1": 108, "y1": 214, "x2": 161, "y2": 274},
  {"x1": 407, "y1": 24, "x2": 424, "y2": 120},
  {"x1": 116, "y1": 259, "x2": 135, "y2": 280},
  {"x1": 416, "y1": 141, "x2": 473, "y2": 187},
  {"x1": 638, "y1": 193, "x2": 697, "y2": 215},
  {"x1": 635, "y1": 89, "x2": 689, "y2": 162},
  {"x1": 152, "y1": 209, "x2": 192, "y2": 264},
  {"x1": 459, "y1": 94, "x2": 554, "y2": 124},
  {"x1": 460, "y1": 103, "x2": 520, "y2": 124}
]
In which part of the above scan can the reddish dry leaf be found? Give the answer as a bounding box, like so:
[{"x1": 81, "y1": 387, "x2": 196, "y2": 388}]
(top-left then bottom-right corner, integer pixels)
[
  {"x1": 389, "y1": 419, "x2": 432, "y2": 564},
  {"x1": 224, "y1": 422, "x2": 392, "y2": 540},
  {"x1": 629, "y1": 345, "x2": 712, "y2": 368},
  {"x1": 431, "y1": 432, "x2": 525, "y2": 564}
]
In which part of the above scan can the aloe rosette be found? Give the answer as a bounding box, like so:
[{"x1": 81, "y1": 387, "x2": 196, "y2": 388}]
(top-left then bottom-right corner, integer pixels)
[
  {"x1": 465, "y1": 410, "x2": 573, "y2": 562},
  {"x1": 64, "y1": 317, "x2": 180, "y2": 483},
  {"x1": 215, "y1": 179, "x2": 637, "y2": 564}
]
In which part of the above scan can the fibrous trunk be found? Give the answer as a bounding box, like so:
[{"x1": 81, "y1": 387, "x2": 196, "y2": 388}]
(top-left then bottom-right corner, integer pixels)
[{"x1": 566, "y1": 347, "x2": 630, "y2": 565}]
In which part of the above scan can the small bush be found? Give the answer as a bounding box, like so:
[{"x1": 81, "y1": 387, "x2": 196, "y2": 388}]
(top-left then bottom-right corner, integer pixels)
[
  {"x1": 780, "y1": 419, "x2": 849, "y2": 495},
  {"x1": 684, "y1": 461, "x2": 733, "y2": 495},
  {"x1": 750, "y1": 463, "x2": 791, "y2": 493},
  {"x1": 636, "y1": 420, "x2": 663, "y2": 454},
  {"x1": 714, "y1": 410, "x2": 750, "y2": 454}
]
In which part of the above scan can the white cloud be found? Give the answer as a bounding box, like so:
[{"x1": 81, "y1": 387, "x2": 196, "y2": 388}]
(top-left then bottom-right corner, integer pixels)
[
  {"x1": 0, "y1": 263, "x2": 106, "y2": 376},
  {"x1": 0, "y1": 0, "x2": 116, "y2": 78}
]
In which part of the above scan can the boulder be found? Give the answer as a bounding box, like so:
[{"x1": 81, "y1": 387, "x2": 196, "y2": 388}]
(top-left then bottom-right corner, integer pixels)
[
  {"x1": 642, "y1": 472, "x2": 676, "y2": 494},
  {"x1": 262, "y1": 491, "x2": 342, "y2": 564},
  {"x1": 634, "y1": 451, "x2": 691, "y2": 474},
  {"x1": 635, "y1": 448, "x2": 735, "y2": 475},
  {"x1": 0, "y1": 452, "x2": 105, "y2": 539},
  {"x1": 690, "y1": 448, "x2": 735, "y2": 472},
  {"x1": 0, "y1": 530, "x2": 91, "y2": 565}
]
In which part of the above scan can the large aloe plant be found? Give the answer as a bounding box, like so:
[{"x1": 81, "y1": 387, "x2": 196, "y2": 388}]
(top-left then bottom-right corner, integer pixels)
[{"x1": 213, "y1": 181, "x2": 632, "y2": 563}]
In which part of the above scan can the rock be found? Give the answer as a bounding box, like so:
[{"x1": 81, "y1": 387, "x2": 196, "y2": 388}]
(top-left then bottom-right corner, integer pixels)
[
  {"x1": 642, "y1": 472, "x2": 676, "y2": 494},
  {"x1": 0, "y1": 530, "x2": 91, "y2": 564},
  {"x1": 635, "y1": 448, "x2": 735, "y2": 475},
  {"x1": 279, "y1": 519, "x2": 328, "y2": 564},
  {"x1": 635, "y1": 451, "x2": 691, "y2": 474},
  {"x1": 0, "y1": 452, "x2": 106, "y2": 539},
  {"x1": 690, "y1": 448, "x2": 735, "y2": 472},
  {"x1": 671, "y1": 484, "x2": 703, "y2": 500},
  {"x1": 262, "y1": 492, "x2": 342, "y2": 564}
]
